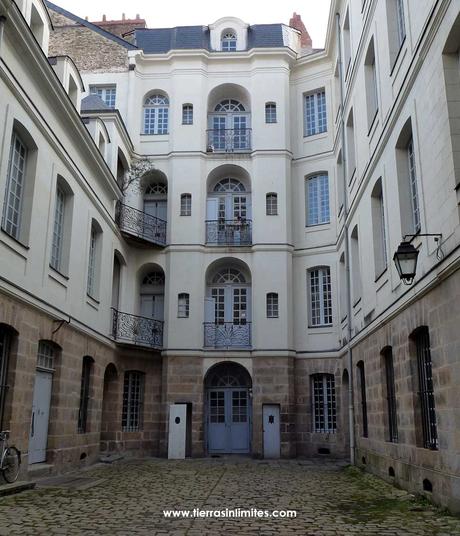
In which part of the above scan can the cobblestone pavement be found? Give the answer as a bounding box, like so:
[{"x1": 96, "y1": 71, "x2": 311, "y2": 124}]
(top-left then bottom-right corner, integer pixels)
[{"x1": 0, "y1": 458, "x2": 459, "y2": 535}]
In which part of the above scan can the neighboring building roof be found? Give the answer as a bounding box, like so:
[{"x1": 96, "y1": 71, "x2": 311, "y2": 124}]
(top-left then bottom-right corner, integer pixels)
[
  {"x1": 81, "y1": 94, "x2": 111, "y2": 112},
  {"x1": 134, "y1": 24, "x2": 287, "y2": 54},
  {"x1": 44, "y1": 1, "x2": 138, "y2": 50}
]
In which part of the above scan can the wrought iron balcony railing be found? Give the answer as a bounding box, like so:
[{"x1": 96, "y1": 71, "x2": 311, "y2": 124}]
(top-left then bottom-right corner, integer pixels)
[
  {"x1": 112, "y1": 308, "x2": 164, "y2": 348},
  {"x1": 204, "y1": 322, "x2": 251, "y2": 349},
  {"x1": 205, "y1": 220, "x2": 252, "y2": 246},
  {"x1": 206, "y1": 128, "x2": 252, "y2": 153},
  {"x1": 115, "y1": 202, "x2": 166, "y2": 246}
]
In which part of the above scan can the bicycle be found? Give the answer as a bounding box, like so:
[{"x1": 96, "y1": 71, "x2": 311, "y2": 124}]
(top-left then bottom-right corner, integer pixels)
[{"x1": 0, "y1": 431, "x2": 21, "y2": 483}]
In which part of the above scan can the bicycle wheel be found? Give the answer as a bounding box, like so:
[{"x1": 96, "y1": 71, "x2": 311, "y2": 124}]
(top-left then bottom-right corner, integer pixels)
[{"x1": 2, "y1": 446, "x2": 21, "y2": 483}]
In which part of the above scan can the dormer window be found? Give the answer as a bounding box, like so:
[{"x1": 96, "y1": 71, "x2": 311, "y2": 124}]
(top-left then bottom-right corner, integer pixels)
[{"x1": 222, "y1": 31, "x2": 237, "y2": 51}]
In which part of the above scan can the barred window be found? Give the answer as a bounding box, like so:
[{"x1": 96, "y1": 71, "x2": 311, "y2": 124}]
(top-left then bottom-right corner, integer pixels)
[
  {"x1": 182, "y1": 104, "x2": 193, "y2": 125},
  {"x1": 178, "y1": 293, "x2": 190, "y2": 318},
  {"x1": 122, "y1": 371, "x2": 145, "y2": 432},
  {"x1": 143, "y1": 94, "x2": 169, "y2": 135},
  {"x1": 266, "y1": 193, "x2": 278, "y2": 215},
  {"x1": 37, "y1": 341, "x2": 56, "y2": 371},
  {"x1": 304, "y1": 89, "x2": 327, "y2": 136},
  {"x1": 383, "y1": 347, "x2": 398, "y2": 443},
  {"x1": 312, "y1": 374, "x2": 336, "y2": 433},
  {"x1": 413, "y1": 327, "x2": 438, "y2": 450},
  {"x1": 357, "y1": 361, "x2": 368, "y2": 437},
  {"x1": 90, "y1": 85, "x2": 116, "y2": 108},
  {"x1": 265, "y1": 102, "x2": 277, "y2": 123},
  {"x1": 50, "y1": 185, "x2": 66, "y2": 272},
  {"x1": 180, "y1": 193, "x2": 192, "y2": 216},
  {"x1": 309, "y1": 267, "x2": 332, "y2": 326},
  {"x1": 306, "y1": 174, "x2": 330, "y2": 226},
  {"x1": 266, "y1": 293, "x2": 279, "y2": 318},
  {"x1": 78, "y1": 356, "x2": 93, "y2": 434}
]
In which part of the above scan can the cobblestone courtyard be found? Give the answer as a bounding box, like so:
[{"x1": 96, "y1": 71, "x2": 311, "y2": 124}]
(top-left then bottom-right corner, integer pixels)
[{"x1": 0, "y1": 458, "x2": 459, "y2": 535}]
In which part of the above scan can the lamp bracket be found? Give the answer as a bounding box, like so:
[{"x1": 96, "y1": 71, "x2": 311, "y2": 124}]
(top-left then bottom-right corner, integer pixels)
[{"x1": 402, "y1": 233, "x2": 444, "y2": 261}]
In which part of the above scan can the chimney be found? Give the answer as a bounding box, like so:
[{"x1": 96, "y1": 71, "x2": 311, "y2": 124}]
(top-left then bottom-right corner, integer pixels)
[
  {"x1": 289, "y1": 12, "x2": 312, "y2": 49},
  {"x1": 122, "y1": 13, "x2": 126, "y2": 20},
  {"x1": 102, "y1": 14, "x2": 106, "y2": 22}
]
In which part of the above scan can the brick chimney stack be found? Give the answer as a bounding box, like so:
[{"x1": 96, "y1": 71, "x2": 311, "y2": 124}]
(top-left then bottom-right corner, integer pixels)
[
  {"x1": 91, "y1": 14, "x2": 147, "y2": 38},
  {"x1": 289, "y1": 12, "x2": 313, "y2": 49}
]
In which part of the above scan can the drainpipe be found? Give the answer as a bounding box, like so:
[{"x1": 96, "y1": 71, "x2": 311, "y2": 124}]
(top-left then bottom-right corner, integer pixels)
[{"x1": 336, "y1": 12, "x2": 355, "y2": 465}]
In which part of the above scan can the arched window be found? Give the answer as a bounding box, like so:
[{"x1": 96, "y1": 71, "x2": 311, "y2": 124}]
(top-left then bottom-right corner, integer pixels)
[
  {"x1": 266, "y1": 293, "x2": 279, "y2": 318},
  {"x1": 145, "y1": 182, "x2": 167, "y2": 196},
  {"x1": 143, "y1": 94, "x2": 169, "y2": 135},
  {"x1": 357, "y1": 361, "x2": 368, "y2": 438},
  {"x1": 265, "y1": 102, "x2": 277, "y2": 123},
  {"x1": 180, "y1": 194, "x2": 192, "y2": 216},
  {"x1": 182, "y1": 104, "x2": 193, "y2": 125},
  {"x1": 87, "y1": 220, "x2": 103, "y2": 299},
  {"x1": 213, "y1": 178, "x2": 246, "y2": 192},
  {"x1": 306, "y1": 174, "x2": 330, "y2": 226},
  {"x1": 382, "y1": 347, "x2": 398, "y2": 443},
  {"x1": 308, "y1": 267, "x2": 332, "y2": 326},
  {"x1": 266, "y1": 193, "x2": 278, "y2": 215},
  {"x1": 371, "y1": 178, "x2": 387, "y2": 277},
  {"x1": 178, "y1": 293, "x2": 190, "y2": 318},
  {"x1": 142, "y1": 271, "x2": 165, "y2": 286},
  {"x1": 221, "y1": 30, "x2": 237, "y2": 51},
  {"x1": 215, "y1": 99, "x2": 245, "y2": 112},
  {"x1": 351, "y1": 226, "x2": 362, "y2": 303},
  {"x1": 78, "y1": 356, "x2": 94, "y2": 434},
  {"x1": 212, "y1": 268, "x2": 246, "y2": 285}
]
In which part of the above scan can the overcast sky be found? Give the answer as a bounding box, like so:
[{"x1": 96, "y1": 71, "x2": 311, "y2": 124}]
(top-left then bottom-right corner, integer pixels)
[{"x1": 53, "y1": 0, "x2": 332, "y2": 48}]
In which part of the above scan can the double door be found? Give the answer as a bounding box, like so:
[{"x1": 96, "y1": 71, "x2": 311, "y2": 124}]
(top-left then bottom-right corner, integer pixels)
[
  {"x1": 143, "y1": 199, "x2": 167, "y2": 242},
  {"x1": 207, "y1": 388, "x2": 250, "y2": 453},
  {"x1": 206, "y1": 196, "x2": 251, "y2": 245},
  {"x1": 211, "y1": 114, "x2": 249, "y2": 151}
]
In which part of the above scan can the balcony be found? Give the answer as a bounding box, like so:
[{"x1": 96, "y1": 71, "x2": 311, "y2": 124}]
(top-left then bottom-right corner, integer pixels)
[
  {"x1": 206, "y1": 128, "x2": 252, "y2": 153},
  {"x1": 111, "y1": 308, "x2": 164, "y2": 348},
  {"x1": 115, "y1": 202, "x2": 166, "y2": 247},
  {"x1": 205, "y1": 220, "x2": 252, "y2": 246},
  {"x1": 204, "y1": 322, "x2": 251, "y2": 349}
]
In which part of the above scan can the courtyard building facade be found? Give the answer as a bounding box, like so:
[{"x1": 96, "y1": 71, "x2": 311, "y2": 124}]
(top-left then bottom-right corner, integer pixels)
[{"x1": 0, "y1": 0, "x2": 459, "y2": 513}]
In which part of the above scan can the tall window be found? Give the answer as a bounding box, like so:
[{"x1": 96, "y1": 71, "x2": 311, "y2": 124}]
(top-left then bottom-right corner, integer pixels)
[
  {"x1": 0, "y1": 327, "x2": 12, "y2": 430},
  {"x1": 178, "y1": 293, "x2": 190, "y2": 318},
  {"x1": 312, "y1": 374, "x2": 337, "y2": 433},
  {"x1": 266, "y1": 293, "x2": 279, "y2": 318},
  {"x1": 304, "y1": 89, "x2": 327, "y2": 136},
  {"x1": 364, "y1": 39, "x2": 378, "y2": 128},
  {"x1": 383, "y1": 347, "x2": 398, "y2": 443},
  {"x1": 371, "y1": 179, "x2": 387, "y2": 277},
  {"x1": 90, "y1": 85, "x2": 116, "y2": 108},
  {"x1": 2, "y1": 132, "x2": 27, "y2": 240},
  {"x1": 306, "y1": 174, "x2": 330, "y2": 226},
  {"x1": 357, "y1": 361, "x2": 368, "y2": 437},
  {"x1": 143, "y1": 94, "x2": 169, "y2": 135},
  {"x1": 78, "y1": 356, "x2": 93, "y2": 434},
  {"x1": 122, "y1": 371, "x2": 144, "y2": 432},
  {"x1": 265, "y1": 103, "x2": 277, "y2": 123},
  {"x1": 413, "y1": 327, "x2": 438, "y2": 450},
  {"x1": 351, "y1": 226, "x2": 362, "y2": 303},
  {"x1": 346, "y1": 109, "x2": 356, "y2": 179},
  {"x1": 396, "y1": 0, "x2": 406, "y2": 46},
  {"x1": 407, "y1": 137, "x2": 421, "y2": 233},
  {"x1": 182, "y1": 104, "x2": 193, "y2": 125},
  {"x1": 309, "y1": 267, "x2": 332, "y2": 326},
  {"x1": 87, "y1": 221, "x2": 102, "y2": 298},
  {"x1": 266, "y1": 193, "x2": 278, "y2": 215},
  {"x1": 221, "y1": 31, "x2": 237, "y2": 51},
  {"x1": 180, "y1": 194, "x2": 192, "y2": 216},
  {"x1": 343, "y1": 8, "x2": 351, "y2": 76},
  {"x1": 50, "y1": 184, "x2": 66, "y2": 272}
]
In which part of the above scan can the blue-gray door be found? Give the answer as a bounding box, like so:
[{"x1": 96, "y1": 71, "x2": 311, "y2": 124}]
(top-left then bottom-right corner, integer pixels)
[{"x1": 208, "y1": 388, "x2": 250, "y2": 454}]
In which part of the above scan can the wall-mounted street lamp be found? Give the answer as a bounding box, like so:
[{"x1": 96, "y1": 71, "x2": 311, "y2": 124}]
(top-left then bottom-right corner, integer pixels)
[{"x1": 393, "y1": 234, "x2": 443, "y2": 285}]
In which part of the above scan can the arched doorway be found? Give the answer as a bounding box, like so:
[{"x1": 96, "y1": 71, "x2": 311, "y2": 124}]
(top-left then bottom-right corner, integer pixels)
[
  {"x1": 204, "y1": 361, "x2": 252, "y2": 454},
  {"x1": 100, "y1": 363, "x2": 119, "y2": 454}
]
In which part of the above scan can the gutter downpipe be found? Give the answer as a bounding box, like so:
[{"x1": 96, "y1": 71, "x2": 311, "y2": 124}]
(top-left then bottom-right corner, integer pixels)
[{"x1": 336, "y1": 11, "x2": 355, "y2": 465}]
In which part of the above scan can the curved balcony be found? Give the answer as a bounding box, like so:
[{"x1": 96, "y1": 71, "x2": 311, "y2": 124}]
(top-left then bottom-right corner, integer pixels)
[
  {"x1": 204, "y1": 322, "x2": 251, "y2": 349},
  {"x1": 206, "y1": 128, "x2": 252, "y2": 153},
  {"x1": 206, "y1": 220, "x2": 252, "y2": 246},
  {"x1": 115, "y1": 202, "x2": 166, "y2": 247},
  {"x1": 111, "y1": 308, "x2": 163, "y2": 348}
]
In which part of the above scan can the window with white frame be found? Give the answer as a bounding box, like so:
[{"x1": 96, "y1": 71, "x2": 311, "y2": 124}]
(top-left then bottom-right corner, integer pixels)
[
  {"x1": 37, "y1": 341, "x2": 56, "y2": 371},
  {"x1": 221, "y1": 30, "x2": 237, "y2": 51},
  {"x1": 143, "y1": 94, "x2": 169, "y2": 135},
  {"x1": 304, "y1": 89, "x2": 327, "y2": 136},
  {"x1": 266, "y1": 293, "x2": 279, "y2": 318},
  {"x1": 386, "y1": 0, "x2": 407, "y2": 67},
  {"x1": 180, "y1": 193, "x2": 192, "y2": 216},
  {"x1": 178, "y1": 293, "x2": 190, "y2": 318},
  {"x1": 182, "y1": 104, "x2": 193, "y2": 125},
  {"x1": 364, "y1": 38, "x2": 379, "y2": 128},
  {"x1": 2, "y1": 132, "x2": 27, "y2": 240},
  {"x1": 306, "y1": 174, "x2": 330, "y2": 226},
  {"x1": 87, "y1": 221, "x2": 102, "y2": 298},
  {"x1": 90, "y1": 85, "x2": 116, "y2": 108},
  {"x1": 396, "y1": 0, "x2": 406, "y2": 47},
  {"x1": 265, "y1": 102, "x2": 277, "y2": 123},
  {"x1": 50, "y1": 184, "x2": 66, "y2": 272},
  {"x1": 308, "y1": 267, "x2": 332, "y2": 326},
  {"x1": 266, "y1": 193, "x2": 278, "y2": 215},
  {"x1": 122, "y1": 371, "x2": 144, "y2": 432},
  {"x1": 351, "y1": 226, "x2": 362, "y2": 303},
  {"x1": 371, "y1": 179, "x2": 387, "y2": 277},
  {"x1": 312, "y1": 374, "x2": 337, "y2": 433},
  {"x1": 407, "y1": 137, "x2": 421, "y2": 233}
]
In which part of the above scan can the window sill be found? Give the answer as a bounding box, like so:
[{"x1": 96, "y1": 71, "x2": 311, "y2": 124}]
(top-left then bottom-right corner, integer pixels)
[
  {"x1": 390, "y1": 37, "x2": 406, "y2": 78},
  {"x1": 308, "y1": 324, "x2": 333, "y2": 330},
  {"x1": 140, "y1": 134, "x2": 169, "y2": 138},
  {"x1": 367, "y1": 109, "x2": 379, "y2": 137},
  {"x1": 306, "y1": 222, "x2": 330, "y2": 230},
  {"x1": 353, "y1": 297, "x2": 362, "y2": 308},
  {"x1": 0, "y1": 228, "x2": 29, "y2": 260},
  {"x1": 49, "y1": 265, "x2": 69, "y2": 281},
  {"x1": 303, "y1": 131, "x2": 328, "y2": 141},
  {"x1": 48, "y1": 268, "x2": 69, "y2": 289},
  {"x1": 86, "y1": 294, "x2": 100, "y2": 310},
  {"x1": 374, "y1": 267, "x2": 388, "y2": 283},
  {"x1": 267, "y1": 213, "x2": 278, "y2": 216}
]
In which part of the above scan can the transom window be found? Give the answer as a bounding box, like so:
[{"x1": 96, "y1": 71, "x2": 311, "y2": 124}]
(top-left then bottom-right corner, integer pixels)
[
  {"x1": 212, "y1": 268, "x2": 246, "y2": 285},
  {"x1": 221, "y1": 31, "x2": 237, "y2": 52},
  {"x1": 304, "y1": 89, "x2": 327, "y2": 136},
  {"x1": 37, "y1": 341, "x2": 55, "y2": 372},
  {"x1": 266, "y1": 293, "x2": 279, "y2": 318},
  {"x1": 143, "y1": 94, "x2": 169, "y2": 135},
  {"x1": 90, "y1": 85, "x2": 116, "y2": 108},
  {"x1": 213, "y1": 178, "x2": 246, "y2": 192},
  {"x1": 266, "y1": 193, "x2": 278, "y2": 215},
  {"x1": 309, "y1": 267, "x2": 332, "y2": 326},
  {"x1": 122, "y1": 371, "x2": 144, "y2": 432},
  {"x1": 265, "y1": 103, "x2": 277, "y2": 123},
  {"x1": 142, "y1": 272, "x2": 165, "y2": 286},
  {"x1": 307, "y1": 174, "x2": 330, "y2": 226},
  {"x1": 145, "y1": 182, "x2": 167, "y2": 196},
  {"x1": 215, "y1": 99, "x2": 245, "y2": 113},
  {"x1": 312, "y1": 374, "x2": 336, "y2": 433}
]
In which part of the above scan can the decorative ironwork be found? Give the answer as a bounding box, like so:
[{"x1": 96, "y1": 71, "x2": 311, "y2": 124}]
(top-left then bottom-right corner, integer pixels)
[
  {"x1": 206, "y1": 128, "x2": 252, "y2": 153},
  {"x1": 116, "y1": 202, "x2": 166, "y2": 246},
  {"x1": 206, "y1": 220, "x2": 252, "y2": 246},
  {"x1": 112, "y1": 308, "x2": 163, "y2": 348},
  {"x1": 204, "y1": 322, "x2": 251, "y2": 349}
]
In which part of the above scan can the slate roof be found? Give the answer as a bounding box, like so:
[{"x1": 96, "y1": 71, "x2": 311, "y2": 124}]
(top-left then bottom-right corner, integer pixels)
[
  {"x1": 81, "y1": 95, "x2": 111, "y2": 112},
  {"x1": 45, "y1": 1, "x2": 138, "y2": 50}
]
